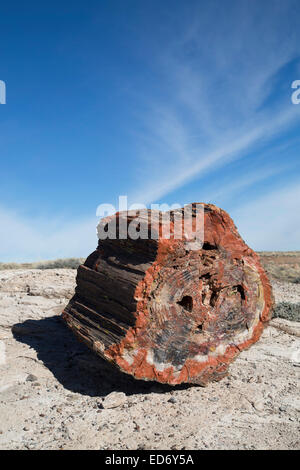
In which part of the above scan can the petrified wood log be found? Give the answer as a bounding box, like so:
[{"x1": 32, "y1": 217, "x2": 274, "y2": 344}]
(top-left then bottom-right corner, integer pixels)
[{"x1": 63, "y1": 204, "x2": 274, "y2": 386}]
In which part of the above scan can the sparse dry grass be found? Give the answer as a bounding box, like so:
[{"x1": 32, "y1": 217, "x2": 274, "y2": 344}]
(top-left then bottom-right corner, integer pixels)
[
  {"x1": 0, "y1": 258, "x2": 85, "y2": 271},
  {"x1": 258, "y1": 251, "x2": 300, "y2": 283}
]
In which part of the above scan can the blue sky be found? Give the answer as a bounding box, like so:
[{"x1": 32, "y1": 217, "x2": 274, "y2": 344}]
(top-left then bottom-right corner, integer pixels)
[{"x1": 0, "y1": 0, "x2": 300, "y2": 262}]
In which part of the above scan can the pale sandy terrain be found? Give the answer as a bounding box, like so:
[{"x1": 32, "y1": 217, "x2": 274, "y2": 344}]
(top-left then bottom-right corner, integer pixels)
[{"x1": 0, "y1": 269, "x2": 299, "y2": 450}]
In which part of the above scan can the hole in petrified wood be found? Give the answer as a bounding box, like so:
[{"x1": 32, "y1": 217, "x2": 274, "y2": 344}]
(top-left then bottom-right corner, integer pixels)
[
  {"x1": 202, "y1": 242, "x2": 217, "y2": 250},
  {"x1": 235, "y1": 285, "x2": 245, "y2": 300},
  {"x1": 210, "y1": 290, "x2": 219, "y2": 307},
  {"x1": 230, "y1": 285, "x2": 246, "y2": 301},
  {"x1": 177, "y1": 295, "x2": 193, "y2": 312},
  {"x1": 200, "y1": 272, "x2": 211, "y2": 280}
]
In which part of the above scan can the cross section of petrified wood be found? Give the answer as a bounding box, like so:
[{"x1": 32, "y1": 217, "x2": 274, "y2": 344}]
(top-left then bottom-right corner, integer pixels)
[{"x1": 63, "y1": 204, "x2": 274, "y2": 385}]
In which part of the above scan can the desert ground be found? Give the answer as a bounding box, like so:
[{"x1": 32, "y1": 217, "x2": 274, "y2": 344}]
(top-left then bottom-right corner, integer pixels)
[{"x1": 0, "y1": 254, "x2": 299, "y2": 450}]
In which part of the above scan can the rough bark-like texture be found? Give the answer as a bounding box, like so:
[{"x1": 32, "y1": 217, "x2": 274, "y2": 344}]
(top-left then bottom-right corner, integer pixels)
[{"x1": 63, "y1": 204, "x2": 274, "y2": 386}]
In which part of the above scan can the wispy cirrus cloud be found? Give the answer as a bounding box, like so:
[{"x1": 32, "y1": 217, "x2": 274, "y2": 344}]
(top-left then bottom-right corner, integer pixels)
[
  {"x1": 129, "y1": 105, "x2": 300, "y2": 205},
  {"x1": 1, "y1": 1, "x2": 300, "y2": 262},
  {"x1": 128, "y1": 0, "x2": 300, "y2": 206}
]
